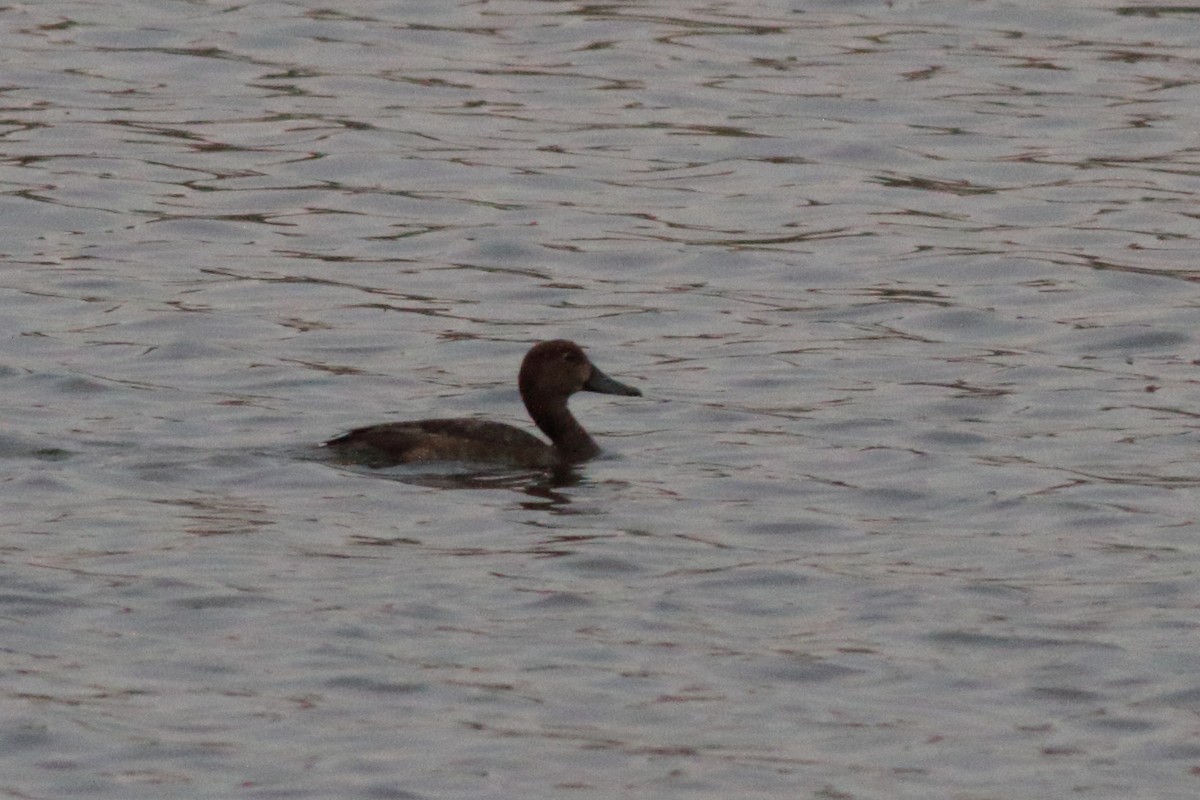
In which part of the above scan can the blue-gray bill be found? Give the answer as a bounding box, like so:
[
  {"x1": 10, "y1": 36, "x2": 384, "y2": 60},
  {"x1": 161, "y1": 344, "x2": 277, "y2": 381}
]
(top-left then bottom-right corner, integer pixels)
[{"x1": 584, "y1": 366, "x2": 641, "y2": 397}]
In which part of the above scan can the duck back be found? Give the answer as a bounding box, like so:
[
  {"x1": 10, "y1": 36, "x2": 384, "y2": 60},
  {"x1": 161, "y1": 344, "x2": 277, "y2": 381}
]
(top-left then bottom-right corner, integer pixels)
[{"x1": 326, "y1": 419, "x2": 555, "y2": 469}]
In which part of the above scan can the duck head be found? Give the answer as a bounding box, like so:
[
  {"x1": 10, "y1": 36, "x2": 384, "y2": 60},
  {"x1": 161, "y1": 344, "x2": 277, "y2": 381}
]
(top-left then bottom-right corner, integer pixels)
[{"x1": 518, "y1": 340, "x2": 641, "y2": 404}]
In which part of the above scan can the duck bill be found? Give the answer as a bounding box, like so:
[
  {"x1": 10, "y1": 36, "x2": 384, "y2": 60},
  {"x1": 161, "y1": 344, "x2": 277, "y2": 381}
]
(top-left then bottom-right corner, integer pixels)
[{"x1": 584, "y1": 365, "x2": 642, "y2": 397}]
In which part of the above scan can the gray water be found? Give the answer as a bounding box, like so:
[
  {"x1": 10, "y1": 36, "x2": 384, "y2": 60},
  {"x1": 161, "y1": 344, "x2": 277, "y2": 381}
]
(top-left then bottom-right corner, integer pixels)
[{"x1": 3, "y1": 1, "x2": 1199, "y2": 798}]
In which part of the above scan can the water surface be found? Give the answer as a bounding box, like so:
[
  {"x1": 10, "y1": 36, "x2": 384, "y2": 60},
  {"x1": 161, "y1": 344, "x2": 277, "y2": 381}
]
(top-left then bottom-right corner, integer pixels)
[{"x1": 3, "y1": 1, "x2": 1199, "y2": 798}]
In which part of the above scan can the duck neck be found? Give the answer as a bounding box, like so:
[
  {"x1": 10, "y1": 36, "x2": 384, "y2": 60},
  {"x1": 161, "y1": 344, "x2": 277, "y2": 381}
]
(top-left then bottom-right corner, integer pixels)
[{"x1": 527, "y1": 398, "x2": 599, "y2": 464}]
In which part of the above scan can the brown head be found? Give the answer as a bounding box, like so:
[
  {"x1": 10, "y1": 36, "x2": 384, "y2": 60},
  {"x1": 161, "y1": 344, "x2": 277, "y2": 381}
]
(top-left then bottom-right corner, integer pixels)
[
  {"x1": 517, "y1": 339, "x2": 641, "y2": 462},
  {"x1": 517, "y1": 340, "x2": 641, "y2": 408}
]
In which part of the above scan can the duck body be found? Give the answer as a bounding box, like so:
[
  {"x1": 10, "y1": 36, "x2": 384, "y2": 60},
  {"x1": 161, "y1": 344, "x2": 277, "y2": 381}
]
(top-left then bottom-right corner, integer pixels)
[
  {"x1": 325, "y1": 340, "x2": 641, "y2": 469},
  {"x1": 326, "y1": 419, "x2": 560, "y2": 469}
]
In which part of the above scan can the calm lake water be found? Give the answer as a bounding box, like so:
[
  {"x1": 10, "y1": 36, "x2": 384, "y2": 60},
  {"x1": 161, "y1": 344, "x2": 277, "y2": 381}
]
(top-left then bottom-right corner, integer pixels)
[{"x1": 3, "y1": 1, "x2": 1199, "y2": 798}]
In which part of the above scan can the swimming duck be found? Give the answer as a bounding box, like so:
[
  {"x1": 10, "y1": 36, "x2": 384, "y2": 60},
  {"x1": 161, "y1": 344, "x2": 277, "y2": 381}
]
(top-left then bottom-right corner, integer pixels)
[{"x1": 324, "y1": 340, "x2": 642, "y2": 469}]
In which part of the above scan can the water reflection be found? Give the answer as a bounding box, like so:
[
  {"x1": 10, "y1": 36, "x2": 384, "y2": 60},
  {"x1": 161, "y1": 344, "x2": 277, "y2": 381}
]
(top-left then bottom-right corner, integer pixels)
[{"x1": 325, "y1": 457, "x2": 585, "y2": 494}]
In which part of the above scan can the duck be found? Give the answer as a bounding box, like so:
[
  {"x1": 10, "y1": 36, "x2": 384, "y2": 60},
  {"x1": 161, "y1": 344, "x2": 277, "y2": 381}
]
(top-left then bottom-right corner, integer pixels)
[{"x1": 324, "y1": 340, "x2": 642, "y2": 469}]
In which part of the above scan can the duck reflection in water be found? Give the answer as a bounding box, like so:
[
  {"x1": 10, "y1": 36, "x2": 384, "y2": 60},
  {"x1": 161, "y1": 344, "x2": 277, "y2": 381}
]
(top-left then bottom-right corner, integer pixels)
[{"x1": 324, "y1": 340, "x2": 642, "y2": 470}]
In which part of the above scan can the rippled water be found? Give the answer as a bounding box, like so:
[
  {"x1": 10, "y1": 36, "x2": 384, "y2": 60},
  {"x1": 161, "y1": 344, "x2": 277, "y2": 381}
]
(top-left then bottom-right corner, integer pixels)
[{"x1": 3, "y1": 1, "x2": 1200, "y2": 798}]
